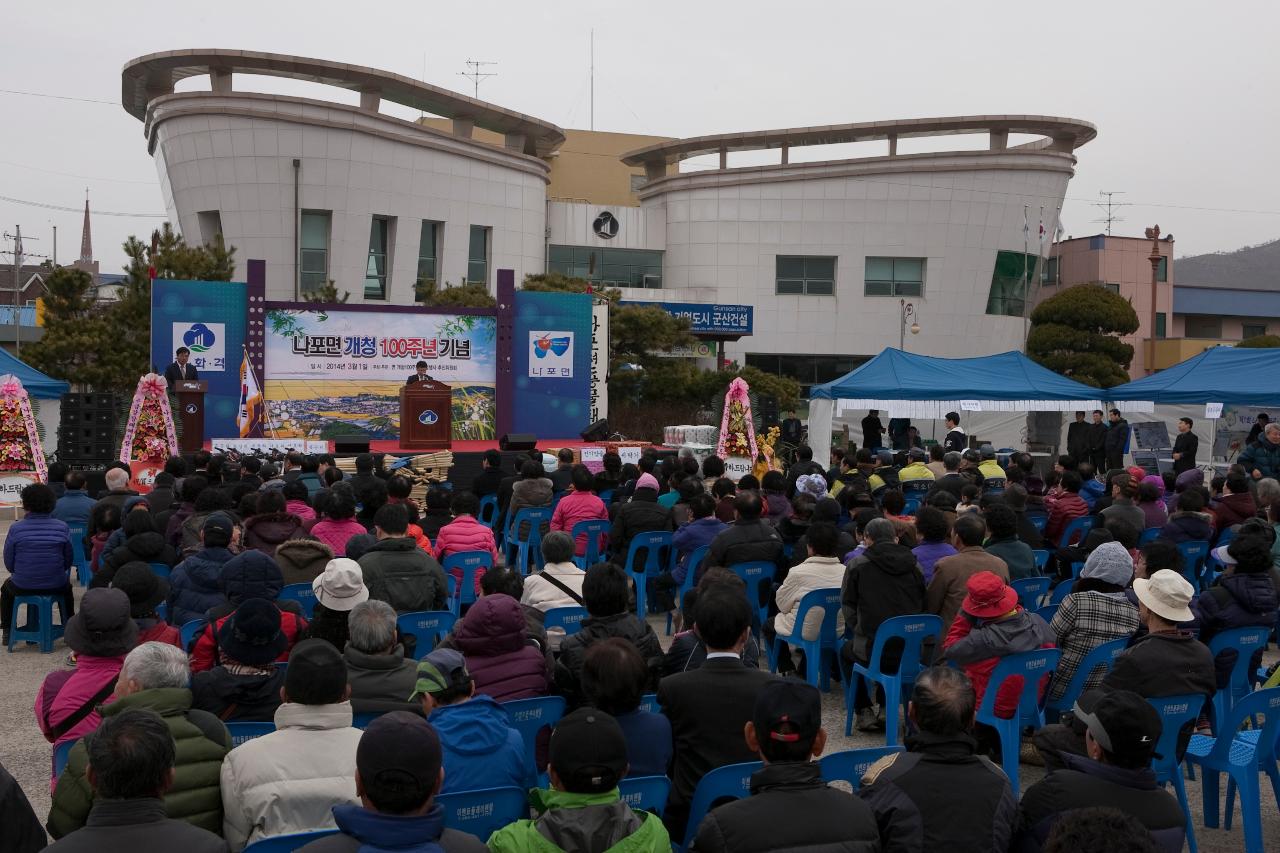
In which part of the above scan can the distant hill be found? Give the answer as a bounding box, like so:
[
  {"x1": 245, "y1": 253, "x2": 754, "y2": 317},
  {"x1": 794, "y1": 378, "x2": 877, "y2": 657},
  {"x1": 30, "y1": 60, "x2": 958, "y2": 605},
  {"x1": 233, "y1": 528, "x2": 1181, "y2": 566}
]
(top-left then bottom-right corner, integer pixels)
[{"x1": 1177, "y1": 238, "x2": 1280, "y2": 291}]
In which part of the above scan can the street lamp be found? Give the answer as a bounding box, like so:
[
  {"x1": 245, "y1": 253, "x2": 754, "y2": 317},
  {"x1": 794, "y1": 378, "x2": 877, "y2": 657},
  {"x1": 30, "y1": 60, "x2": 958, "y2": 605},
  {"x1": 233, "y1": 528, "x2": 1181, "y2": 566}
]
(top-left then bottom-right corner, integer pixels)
[{"x1": 899, "y1": 298, "x2": 920, "y2": 350}]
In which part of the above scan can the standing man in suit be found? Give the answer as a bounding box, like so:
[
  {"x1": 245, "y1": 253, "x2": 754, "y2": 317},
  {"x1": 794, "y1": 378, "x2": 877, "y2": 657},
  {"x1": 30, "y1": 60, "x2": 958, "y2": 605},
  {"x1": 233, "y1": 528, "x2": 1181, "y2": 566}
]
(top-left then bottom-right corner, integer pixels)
[
  {"x1": 861, "y1": 410, "x2": 884, "y2": 450},
  {"x1": 658, "y1": 585, "x2": 775, "y2": 842},
  {"x1": 406, "y1": 360, "x2": 433, "y2": 385},
  {"x1": 163, "y1": 347, "x2": 198, "y2": 384},
  {"x1": 1088, "y1": 409, "x2": 1109, "y2": 474},
  {"x1": 1066, "y1": 411, "x2": 1091, "y2": 466},
  {"x1": 1172, "y1": 417, "x2": 1198, "y2": 474}
]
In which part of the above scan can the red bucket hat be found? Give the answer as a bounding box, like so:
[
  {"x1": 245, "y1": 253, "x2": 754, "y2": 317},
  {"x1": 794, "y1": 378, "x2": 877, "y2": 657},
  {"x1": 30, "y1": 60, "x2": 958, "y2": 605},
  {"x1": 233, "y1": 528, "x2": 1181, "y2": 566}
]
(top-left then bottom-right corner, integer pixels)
[{"x1": 961, "y1": 571, "x2": 1019, "y2": 620}]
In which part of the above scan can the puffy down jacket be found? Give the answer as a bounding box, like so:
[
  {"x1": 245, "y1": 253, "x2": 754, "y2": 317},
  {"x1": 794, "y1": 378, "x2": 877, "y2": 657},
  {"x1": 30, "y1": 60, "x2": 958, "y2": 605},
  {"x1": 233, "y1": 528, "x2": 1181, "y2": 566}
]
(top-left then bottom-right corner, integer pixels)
[
  {"x1": 242, "y1": 512, "x2": 305, "y2": 558},
  {"x1": 452, "y1": 594, "x2": 551, "y2": 701},
  {"x1": 167, "y1": 547, "x2": 235, "y2": 627},
  {"x1": 4, "y1": 513, "x2": 72, "y2": 589}
]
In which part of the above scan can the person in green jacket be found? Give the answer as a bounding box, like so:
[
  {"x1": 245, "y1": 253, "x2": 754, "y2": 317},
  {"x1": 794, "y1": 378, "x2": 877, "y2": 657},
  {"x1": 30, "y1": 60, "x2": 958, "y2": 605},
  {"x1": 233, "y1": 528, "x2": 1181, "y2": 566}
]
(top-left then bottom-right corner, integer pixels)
[
  {"x1": 47, "y1": 641, "x2": 230, "y2": 838},
  {"x1": 487, "y1": 708, "x2": 670, "y2": 853}
]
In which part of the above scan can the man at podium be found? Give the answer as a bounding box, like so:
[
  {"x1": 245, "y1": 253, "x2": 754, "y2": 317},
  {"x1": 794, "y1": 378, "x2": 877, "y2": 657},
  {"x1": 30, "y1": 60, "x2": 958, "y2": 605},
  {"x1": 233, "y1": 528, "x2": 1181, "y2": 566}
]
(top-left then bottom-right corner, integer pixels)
[
  {"x1": 406, "y1": 360, "x2": 435, "y2": 385},
  {"x1": 164, "y1": 346, "x2": 200, "y2": 383}
]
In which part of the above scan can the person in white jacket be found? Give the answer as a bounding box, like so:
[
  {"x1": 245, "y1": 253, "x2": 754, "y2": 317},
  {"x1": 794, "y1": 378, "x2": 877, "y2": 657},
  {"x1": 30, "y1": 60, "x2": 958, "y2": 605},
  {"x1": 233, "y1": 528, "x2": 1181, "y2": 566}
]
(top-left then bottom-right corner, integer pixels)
[
  {"x1": 220, "y1": 639, "x2": 364, "y2": 851},
  {"x1": 765, "y1": 522, "x2": 846, "y2": 675},
  {"x1": 519, "y1": 531, "x2": 587, "y2": 650}
]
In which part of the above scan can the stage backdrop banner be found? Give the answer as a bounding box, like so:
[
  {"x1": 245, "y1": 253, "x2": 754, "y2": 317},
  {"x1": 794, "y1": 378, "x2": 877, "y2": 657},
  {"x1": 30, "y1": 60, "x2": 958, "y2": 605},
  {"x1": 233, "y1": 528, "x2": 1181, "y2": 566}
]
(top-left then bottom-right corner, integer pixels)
[
  {"x1": 263, "y1": 306, "x2": 496, "y2": 442},
  {"x1": 512, "y1": 291, "x2": 593, "y2": 437},
  {"x1": 150, "y1": 280, "x2": 248, "y2": 440}
]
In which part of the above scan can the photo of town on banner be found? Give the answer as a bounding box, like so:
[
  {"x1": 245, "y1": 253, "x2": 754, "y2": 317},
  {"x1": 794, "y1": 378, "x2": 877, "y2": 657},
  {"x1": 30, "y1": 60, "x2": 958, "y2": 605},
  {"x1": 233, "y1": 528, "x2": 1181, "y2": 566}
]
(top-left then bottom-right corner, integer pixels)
[{"x1": 264, "y1": 308, "x2": 496, "y2": 441}]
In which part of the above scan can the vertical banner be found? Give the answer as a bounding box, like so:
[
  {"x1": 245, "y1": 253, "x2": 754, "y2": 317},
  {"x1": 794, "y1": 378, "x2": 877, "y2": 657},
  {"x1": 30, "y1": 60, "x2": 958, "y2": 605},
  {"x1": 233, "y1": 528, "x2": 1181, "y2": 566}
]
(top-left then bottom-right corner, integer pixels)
[
  {"x1": 512, "y1": 291, "x2": 593, "y2": 436},
  {"x1": 590, "y1": 301, "x2": 609, "y2": 424},
  {"x1": 150, "y1": 279, "x2": 248, "y2": 440}
]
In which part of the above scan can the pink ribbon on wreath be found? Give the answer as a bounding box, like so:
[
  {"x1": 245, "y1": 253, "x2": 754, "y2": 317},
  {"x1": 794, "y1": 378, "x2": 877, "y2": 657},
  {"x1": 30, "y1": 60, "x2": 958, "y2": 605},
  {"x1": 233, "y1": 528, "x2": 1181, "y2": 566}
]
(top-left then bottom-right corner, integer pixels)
[
  {"x1": 716, "y1": 377, "x2": 759, "y2": 459},
  {"x1": 0, "y1": 379, "x2": 25, "y2": 399},
  {"x1": 0, "y1": 375, "x2": 46, "y2": 482},
  {"x1": 120, "y1": 373, "x2": 179, "y2": 464},
  {"x1": 141, "y1": 374, "x2": 168, "y2": 397}
]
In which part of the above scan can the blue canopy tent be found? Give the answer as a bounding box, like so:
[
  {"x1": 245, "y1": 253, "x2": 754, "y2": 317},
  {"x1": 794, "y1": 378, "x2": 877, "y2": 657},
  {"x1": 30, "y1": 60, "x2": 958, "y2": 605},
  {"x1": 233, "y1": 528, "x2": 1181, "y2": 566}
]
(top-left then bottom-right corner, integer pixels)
[
  {"x1": 806, "y1": 348, "x2": 1115, "y2": 455},
  {"x1": 0, "y1": 348, "x2": 68, "y2": 399},
  {"x1": 1106, "y1": 347, "x2": 1280, "y2": 407}
]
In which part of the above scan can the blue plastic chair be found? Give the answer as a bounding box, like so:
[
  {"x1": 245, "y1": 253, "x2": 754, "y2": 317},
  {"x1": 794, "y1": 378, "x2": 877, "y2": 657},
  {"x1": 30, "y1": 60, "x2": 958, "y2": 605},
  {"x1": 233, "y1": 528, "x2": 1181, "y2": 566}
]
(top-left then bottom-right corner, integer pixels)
[
  {"x1": 1138, "y1": 527, "x2": 1162, "y2": 545},
  {"x1": 477, "y1": 494, "x2": 499, "y2": 529},
  {"x1": 242, "y1": 829, "x2": 340, "y2": 853},
  {"x1": 396, "y1": 610, "x2": 457, "y2": 658},
  {"x1": 1026, "y1": 513, "x2": 1048, "y2": 534},
  {"x1": 1044, "y1": 637, "x2": 1129, "y2": 722},
  {"x1": 638, "y1": 692, "x2": 657, "y2": 714},
  {"x1": 1177, "y1": 540, "x2": 1212, "y2": 589},
  {"x1": 1011, "y1": 577, "x2": 1050, "y2": 611},
  {"x1": 505, "y1": 507, "x2": 552, "y2": 573},
  {"x1": 225, "y1": 721, "x2": 276, "y2": 747},
  {"x1": 435, "y1": 786, "x2": 528, "y2": 843},
  {"x1": 973, "y1": 648, "x2": 1061, "y2": 793},
  {"x1": 624, "y1": 531, "x2": 675, "y2": 619},
  {"x1": 1057, "y1": 515, "x2": 1095, "y2": 548},
  {"x1": 180, "y1": 618, "x2": 207, "y2": 652},
  {"x1": 1031, "y1": 549, "x2": 1050, "y2": 572},
  {"x1": 1184, "y1": 687, "x2": 1280, "y2": 853},
  {"x1": 503, "y1": 695, "x2": 566, "y2": 776},
  {"x1": 618, "y1": 775, "x2": 671, "y2": 816},
  {"x1": 598, "y1": 488, "x2": 615, "y2": 505},
  {"x1": 53, "y1": 739, "x2": 75, "y2": 778},
  {"x1": 728, "y1": 560, "x2": 774, "y2": 631},
  {"x1": 278, "y1": 582, "x2": 317, "y2": 618},
  {"x1": 1147, "y1": 693, "x2": 1205, "y2": 853},
  {"x1": 846, "y1": 614, "x2": 943, "y2": 743},
  {"x1": 1034, "y1": 604, "x2": 1060, "y2": 625},
  {"x1": 7, "y1": 594, "x2": 68, "y2": 653},
  {"x1": 1048, "y1": 578, "x2": 1075, "y2": 605},
  {"x1": 667, "y1": 545, "x2": 709, "y2": 635},
  {"x1": 680, "y1": 760, "x2": 762, "y2": 850},
  {"x1": 1069, "y1": 561, "x2": 1086, "y2": 579},
  {"x1": 818, "y1": 745, "x2": 904, "y2": 789},
  {"x1": 1206, "y1": 626, "x2": 1271, "y2": 729},
  {"x1": 571, "y1": 519, "x2": 610, "y2": 569},
  {"x1": 443, "y1": 550, "x2": 495, "y2": 614},
  {"x1": 766, "y1": 587, "x2": 843, "y2": 691},
  {"x1": 902, "y1": 497, "x2": 921, "y2": 516},
  {"x1": 68, "y1": 522, "x2": 91, "y2": 586},
  {"x1": 543, "y1": 606, "x2": 589, "y2": 636},
  {"x1": 149, "y1": 561, "x2": 171, "y2": 579}
]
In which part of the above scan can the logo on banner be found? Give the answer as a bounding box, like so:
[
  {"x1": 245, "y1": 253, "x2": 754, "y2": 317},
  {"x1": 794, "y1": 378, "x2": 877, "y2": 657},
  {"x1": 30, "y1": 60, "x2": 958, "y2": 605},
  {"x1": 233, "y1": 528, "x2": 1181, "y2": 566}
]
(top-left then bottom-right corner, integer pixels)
[
  {"x1": 173, "y1": 322, "x2": 226, "y2": 372},
  {"x1": 185, "y1": 403, "x2": 198, "y2": 415},
  {"x1": 419, "y1": 410, "x2": 439, "y2": 426},
  {"x1": 530, "y1": 332, "x2": 574, "y2": 378},
  {"x1": 592, "y1": 211, "x2": 619, "y2": 239}
]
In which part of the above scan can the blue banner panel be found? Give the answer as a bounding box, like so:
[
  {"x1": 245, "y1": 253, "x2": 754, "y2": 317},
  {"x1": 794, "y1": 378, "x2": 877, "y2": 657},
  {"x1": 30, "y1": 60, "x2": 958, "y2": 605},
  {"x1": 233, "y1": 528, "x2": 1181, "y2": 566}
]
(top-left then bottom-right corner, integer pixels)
[
  {"x1": 512, "y1": 291, "x2": 593, "y2": 437},
  {"x1": 151, "y1": 280, "x2": 248, "y2": 440},
  {"x1": 621, "y1": 301, "x2": 753, "y2": 337}
]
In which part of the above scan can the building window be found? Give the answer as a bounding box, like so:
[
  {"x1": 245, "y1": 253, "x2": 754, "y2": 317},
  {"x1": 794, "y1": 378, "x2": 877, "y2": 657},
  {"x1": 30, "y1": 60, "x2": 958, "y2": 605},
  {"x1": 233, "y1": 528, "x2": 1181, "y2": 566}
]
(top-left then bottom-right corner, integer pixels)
[
  {"x1": 1243, "y1": 323, "x2": 1266, "y2": 340},
  {"x1": 1156, "y1": 256, "x2": 1168, "y2": 282},
  {"x1": 365, "y1": 216, "x2": 393, "y2": 300},
  {"x1": 985, "y1": 251, "x2": 1040, "y2": 317},
  {"x1": 1155, "y1": 313, "x2": 1166, "y2": 339},
  {"x1": 1042, "y1": 255, "x2": 1059, "y2": 286},
  {"x1": 777, "y1": 256, "x2": 836, "y2": 295},
  {"x1": 1184, "y1": 315, "x2": 1223, "y2": 339},
  {"x1": 547, "y1": 245, "x2": 664, "y2": 288},
  {"x1": 863, "y1": 257, "x2": 921, "y2": 297},
  {"x1": 197, "y1": 210, "x2": 222, "y2": 245},
  {"x1": 746, "y1": 353, "x2": 866, "y2": 396},
  {"x1": 299, "y1": 211, "x2": 331, "y2": 297},
  {"x1": 467, "y1": 226, "x2": 490, "y2": 286},
  {"x1": 417, "y1": 221, "x2": 440, "y2": 285},
  {"x1": 1103, "y1": 282, "x2": 1120, "y2": 294}
]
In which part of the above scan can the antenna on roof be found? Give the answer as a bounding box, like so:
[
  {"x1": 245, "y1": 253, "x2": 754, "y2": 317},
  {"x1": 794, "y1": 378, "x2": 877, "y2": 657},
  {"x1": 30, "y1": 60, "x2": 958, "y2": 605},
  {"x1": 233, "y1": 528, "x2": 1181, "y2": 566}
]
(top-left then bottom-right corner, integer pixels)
[
  {"x1": 458, "y1": 59, "x2": 497, "y2": 100},
  {"x1": 590, "y1": 29, "x2": 595, "y2": 131},
  {"x1": 1092, "y1": 190, "x2": 1130, "y2": 236}
]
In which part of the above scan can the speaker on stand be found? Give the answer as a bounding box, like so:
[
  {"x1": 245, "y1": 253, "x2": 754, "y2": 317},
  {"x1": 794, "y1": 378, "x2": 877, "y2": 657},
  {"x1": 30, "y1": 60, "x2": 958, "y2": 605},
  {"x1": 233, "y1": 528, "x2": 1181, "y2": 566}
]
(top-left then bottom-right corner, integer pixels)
[{"x1": 499, "y1": 433, "x2": 538, "y2": 452}]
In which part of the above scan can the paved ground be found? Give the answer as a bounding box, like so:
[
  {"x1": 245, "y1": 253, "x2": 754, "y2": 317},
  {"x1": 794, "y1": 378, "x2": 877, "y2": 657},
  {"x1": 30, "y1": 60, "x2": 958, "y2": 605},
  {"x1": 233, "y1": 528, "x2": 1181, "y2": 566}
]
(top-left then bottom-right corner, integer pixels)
[{"x1": 2, "y1": 522, "x2": 1278, "y2": 850}]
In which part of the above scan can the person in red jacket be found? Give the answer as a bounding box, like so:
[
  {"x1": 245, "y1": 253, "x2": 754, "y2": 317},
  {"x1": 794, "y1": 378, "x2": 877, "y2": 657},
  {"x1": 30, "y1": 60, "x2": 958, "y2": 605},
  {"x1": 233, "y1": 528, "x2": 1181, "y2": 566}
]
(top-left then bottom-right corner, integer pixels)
[
  {"x1": 1043, "y1": 471, "x2": 1090, "y2": 546},
  {"x1": 110, "y1": 562, "x2": 182, "y2": 648},
  {"x1": 551, "y1": 465, "x2": 610, "y2": 557},
  {"x1": 944, "y1": 571, "x2": 1055, "y2": 759},
  {"x1": 435, "y1": 492, "x2": 499, "y2": 595}
]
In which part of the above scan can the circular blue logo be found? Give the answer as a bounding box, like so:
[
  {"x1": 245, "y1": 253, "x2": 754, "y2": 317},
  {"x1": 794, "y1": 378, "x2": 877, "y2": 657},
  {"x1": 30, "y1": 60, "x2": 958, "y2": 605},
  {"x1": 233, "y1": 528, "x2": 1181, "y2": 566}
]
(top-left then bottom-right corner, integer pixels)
[{"x1": 419, "y1": 410, "x2": 439, "y2": 425}]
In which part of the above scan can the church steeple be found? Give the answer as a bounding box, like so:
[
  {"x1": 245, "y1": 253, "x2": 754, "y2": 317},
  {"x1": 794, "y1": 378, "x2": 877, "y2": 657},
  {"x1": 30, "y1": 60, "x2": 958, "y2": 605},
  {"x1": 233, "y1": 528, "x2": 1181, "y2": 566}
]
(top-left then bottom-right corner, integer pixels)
[{"x1": 79, "y1": 189, "x2": 92, "y2": 265}]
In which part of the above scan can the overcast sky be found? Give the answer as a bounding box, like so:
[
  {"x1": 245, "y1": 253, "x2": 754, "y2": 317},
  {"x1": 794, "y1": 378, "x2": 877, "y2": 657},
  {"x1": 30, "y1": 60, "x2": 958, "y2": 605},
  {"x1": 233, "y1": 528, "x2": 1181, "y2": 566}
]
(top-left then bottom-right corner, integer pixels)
[{"x1": 4, "y1": 0, "x2": 1277, "y2": 274}]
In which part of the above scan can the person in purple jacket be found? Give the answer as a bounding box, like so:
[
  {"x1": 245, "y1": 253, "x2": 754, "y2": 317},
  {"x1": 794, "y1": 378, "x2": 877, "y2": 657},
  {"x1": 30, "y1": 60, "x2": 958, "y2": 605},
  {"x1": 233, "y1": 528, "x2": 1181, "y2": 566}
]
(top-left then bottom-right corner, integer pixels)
[
  {"x1": 911, "y1": 506, "x2": 957, "y2": 585},
  {"x1": 2, "y1": 483, "x2": 74, "y2": 643}
]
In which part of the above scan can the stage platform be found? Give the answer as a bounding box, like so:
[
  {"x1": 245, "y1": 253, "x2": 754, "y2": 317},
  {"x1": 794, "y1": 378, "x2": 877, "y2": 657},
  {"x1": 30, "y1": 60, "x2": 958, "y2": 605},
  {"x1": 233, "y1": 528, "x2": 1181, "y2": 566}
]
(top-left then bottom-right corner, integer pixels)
[{"x1": 367, "y1": 438, "x2": 597, "y2": 455}]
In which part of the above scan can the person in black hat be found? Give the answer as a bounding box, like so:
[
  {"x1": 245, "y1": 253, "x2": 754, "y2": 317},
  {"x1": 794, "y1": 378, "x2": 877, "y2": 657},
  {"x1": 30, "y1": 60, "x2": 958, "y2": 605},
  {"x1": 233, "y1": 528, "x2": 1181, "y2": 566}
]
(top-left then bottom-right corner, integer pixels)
[
  {"x1": 110, "y1": 561, "x2": 180, "y2": 647},
  {"x1": 189, "y1": 598, "x2": 287, "y2": 723},
  {"x1": 220, "y1": 639, "x2": 363, "y2": 851},
  {"x1": 689, "y1": 680, "x2": 879, "y2": 853},
  {"x1": 188, "y1": 549, "x2": 308, "y2": 674},
  {"x1": 1015, "y1": 690, "x2": 1186, "y2": 853},
  {"x1": 488, "y1": 708, "x2": 671, "y2": 852}
]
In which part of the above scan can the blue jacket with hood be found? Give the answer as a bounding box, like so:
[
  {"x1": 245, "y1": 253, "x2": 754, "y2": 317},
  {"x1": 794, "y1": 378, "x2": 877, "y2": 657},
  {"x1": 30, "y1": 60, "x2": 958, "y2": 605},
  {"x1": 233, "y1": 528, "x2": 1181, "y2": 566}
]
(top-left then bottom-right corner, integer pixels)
[
  {"x1": 167, "y1": 546, "x2": 234, "y2": 626},
  {"x1": 430, "y1": 695, "x2": 531, "y2": 795}
]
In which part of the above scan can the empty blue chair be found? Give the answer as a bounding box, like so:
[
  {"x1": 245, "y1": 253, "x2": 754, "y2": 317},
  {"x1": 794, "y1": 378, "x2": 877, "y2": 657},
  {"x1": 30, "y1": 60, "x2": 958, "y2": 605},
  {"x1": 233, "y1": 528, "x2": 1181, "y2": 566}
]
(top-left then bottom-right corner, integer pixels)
[
  {"x1": 1069, "y1": 561, "x2": 1086, "y2": 579},
  {"x1": 1176, "y1": 540, "x2": 1212, "y2": 588},
  {"x1": 638, "y1": 692, "x2": 657, "y2": 714},
  {"x1": 846, "y1": 614, "x2": 943, "y2": 743},
  {"x1": 1048, "y1": 578, "x2": 1075, "y2": 605},
  {"x1": 435, "y1": 786, "x2": 528, "y2": 843},
  {"x1": 1044, "y1": 637, "x2": 1128, "y2": 722},
  {"x1": 278, "y1": 582, "x2": 317, "y2": 618},
  {"x1": 1031, "y1": 549, "x2": 1050, "y2": 572},
  {"x1": 818, "y1": 746, "x2": 904, "y2": 789},
  {"x1": 1138, "y1": 527, "x2": 1162, "y2": 546},
  {"x1": 543, "y1": 606, "x2": 589, "y2": 636},
  {"x1": 503, "y1": 695, "x2": 566, "y2": 776},
  {"x1": 396, "y1": 610, "x2": 457, "y2": 658},
  {"x1": 477, "y1": 494, "x2": 499, "y2": 529},
  {"x1": 1026, "y1": 513, "x2": 1048, "y2": 534},
  {"x1": 680, "y1": 761, "x2": 762, "y2": 850},
  {"x1": 443, "y1": 550, "x2": 495, "y2": 614},
  {"x1": 242, "y1": 830, "x2": 339, "y2": 853},
  {"x1": 1011, "y1": 577, "x2": 1050, "y2": 611},
  {"x1": 624, "y1": 531, "x2": 675, "y2": 619},
  {"x1": 1184, "y1": 687, "x2": 1280, "y2": 853},
  {"x1": 974, "y1": 648, "x2": 1060, "y2": 792},
  {"x1": 53, "y1": 739, "x2": 75, "y2": 778},
  {"x1": 1057, "y1": 515, "x2": 1095, "y2": 549},
  {"x1": 667, "y1": 545, "x2": 709, "y2": 634},
  {"x1": 68, "y1": 522, "x2": 91, "y2": 586},
  {"x1": 225, "y1": 721, "x2": 276, "y2": 747},
  {"x1": 618, "y1": 775, "x2": 671, "y2": 816},
  {"x1": 766, "y1": 587, "x2": 843, "y2": 691},
  {"x1": 598, "y1": 488, "x2": 615, "y2": 505},
  {"x1": 505, "y1": 507, "x2": 551, "y2": 573},
  {"x1": 1206, "y1": 626, "x2": 1270, "y2": 728},
  {"x1": 1147, "y1": 693, "x2": 1205, "y2": 853},
  {"x1": 180, "y1": 618, "x2": 207, "y2": 652},
  {"x1": 149, "y1": 561, "x2": 171, "y2": 580},
  {"x1": 7, "y1": 594, "x2": 68, "y2": 653},
  {"x1": 1034, "y1": 603, "x2": 1060, "y2": 624},
  {"x1": 571, "y1": 518, "x2": 610, "y2": 569},
  {"x1": 728, "y1": 560, "x2": 774, "y2": 631}
]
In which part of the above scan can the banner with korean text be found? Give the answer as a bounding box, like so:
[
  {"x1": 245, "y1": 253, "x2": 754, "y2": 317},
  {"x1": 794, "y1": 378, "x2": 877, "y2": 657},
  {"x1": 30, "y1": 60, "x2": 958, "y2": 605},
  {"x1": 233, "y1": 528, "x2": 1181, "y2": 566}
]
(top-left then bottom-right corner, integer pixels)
[
  {"x1": 511, "y1": 291, "x2": 592, "y2": 437},
  {"x1": 263, "y1": 306, "x2": 496, "y2": 442}
]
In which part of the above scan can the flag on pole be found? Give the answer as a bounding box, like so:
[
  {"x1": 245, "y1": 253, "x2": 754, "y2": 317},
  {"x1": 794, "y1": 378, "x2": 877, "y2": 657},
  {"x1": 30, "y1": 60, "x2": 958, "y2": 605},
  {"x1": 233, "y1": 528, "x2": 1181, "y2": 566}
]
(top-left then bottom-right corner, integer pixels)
[
  {"x1": 1023, "y1": 206, "x2": 1029, "y2": 240},
  {"x1": 238, "y1": 348, "x2": 263, "y2": 438},
  {"x1": 1039, "y1": 207, "x2": 1046, "y2": 246}
]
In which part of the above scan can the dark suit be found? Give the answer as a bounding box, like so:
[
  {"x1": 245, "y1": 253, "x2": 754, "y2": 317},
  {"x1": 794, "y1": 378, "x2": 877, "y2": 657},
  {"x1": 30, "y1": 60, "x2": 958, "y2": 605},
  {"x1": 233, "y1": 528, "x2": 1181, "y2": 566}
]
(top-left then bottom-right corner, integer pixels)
[
  {"x1": 658, "y1": 656, "x2": 776, "y2": 838},
  {"x1": 1173, "y1": 432, "x2": 1198, "y2": 474},
  {"x1": 1066, "y1": 420, "x2": 1091, "y2": 465},
  {"x1": 164, "y1": 362, "x2": 198, "y2": 384},
  {"x1": 405, "y1": 373, "x2": 432, "y2": 386}
]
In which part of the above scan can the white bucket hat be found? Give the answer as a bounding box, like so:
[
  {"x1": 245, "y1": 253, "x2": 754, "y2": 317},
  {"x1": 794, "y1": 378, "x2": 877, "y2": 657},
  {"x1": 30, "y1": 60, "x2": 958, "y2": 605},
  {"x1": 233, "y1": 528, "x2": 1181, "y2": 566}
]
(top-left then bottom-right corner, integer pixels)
[
  {"x1": 312, "y1": 558, "x2": 370, "y2": 612},
  {"x1": 1132, "y1": 569, "x2": 1195, "y2": 623}
]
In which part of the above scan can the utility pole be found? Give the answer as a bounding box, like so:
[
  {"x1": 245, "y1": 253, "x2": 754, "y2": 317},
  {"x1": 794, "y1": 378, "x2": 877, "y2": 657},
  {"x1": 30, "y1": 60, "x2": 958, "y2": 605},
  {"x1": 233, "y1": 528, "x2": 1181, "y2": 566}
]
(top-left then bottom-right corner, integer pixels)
[
  {"x1": 458, "y1": 59, "x2": 497, "y2": 99},
  {"x1": 1092, "y1": 190, "x2": 1130, "y2": 236},
  {"x1": 1145, "y1": 225, "x2": 1162, "y2": 375},
  {"x1": 2, "y1": 226, "x2": 41, "y2": 356}
]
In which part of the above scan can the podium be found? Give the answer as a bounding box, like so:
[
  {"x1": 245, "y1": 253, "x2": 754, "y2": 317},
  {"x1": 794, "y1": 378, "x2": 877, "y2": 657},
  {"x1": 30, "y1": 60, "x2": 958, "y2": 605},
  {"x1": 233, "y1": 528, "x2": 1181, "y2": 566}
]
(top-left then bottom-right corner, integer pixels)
[
  {"x1": 173, "y1": 380, "x2": 208, "y2": 452},
  {"x1": 400, "y1": 378, "x2": 452, "y2": 450}
]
